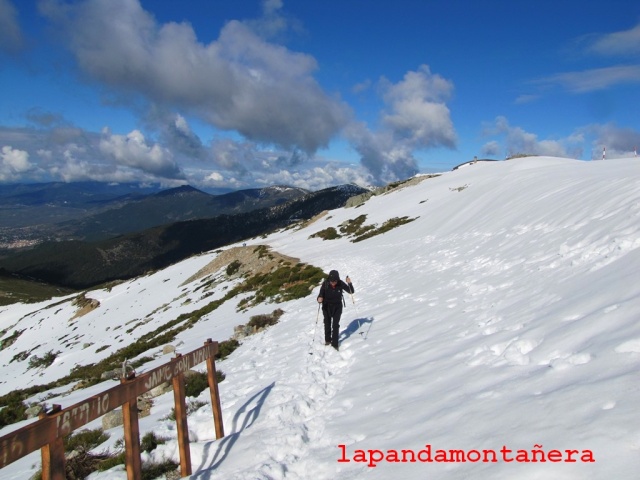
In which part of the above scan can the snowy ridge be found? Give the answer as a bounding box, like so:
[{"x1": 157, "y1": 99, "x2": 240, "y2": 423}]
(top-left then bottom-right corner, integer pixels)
[{"x1": 1, "y1": 157, "x2": 639, "y2": 479}]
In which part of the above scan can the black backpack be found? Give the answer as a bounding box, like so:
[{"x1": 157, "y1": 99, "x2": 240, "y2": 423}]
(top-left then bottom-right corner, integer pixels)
[{"x1": 323, "y1": 270, "x2": 346, "y2": 306}]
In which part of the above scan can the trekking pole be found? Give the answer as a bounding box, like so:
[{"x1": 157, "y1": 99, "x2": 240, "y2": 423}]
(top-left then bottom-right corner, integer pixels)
[
  {"x1": 309, "y1": 303, "x2": 320, "y2": 354},
  {"x1": 347, "y1": 274, "x2": 361, "y2": 331},
  {"x1": 363, "y1": 317, "x2": 374, "y2": 340}
]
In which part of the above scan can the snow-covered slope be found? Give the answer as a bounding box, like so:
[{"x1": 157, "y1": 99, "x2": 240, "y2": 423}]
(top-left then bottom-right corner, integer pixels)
[{"x1": 1, "y1": 157, "x2": 639, "y2": 479}]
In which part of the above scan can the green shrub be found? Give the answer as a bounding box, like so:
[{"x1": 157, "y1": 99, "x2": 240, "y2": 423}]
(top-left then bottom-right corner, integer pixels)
[
  {"x1": 10, "y1": 350, "x2": 30, "y2": 363},
  {"x1": 247, "y1": 308, "x2": 285, "y2": 330},
  {"x1": 0, "y1": 329, "x2": 23, "y2": 350},
  {"x1": 0, "y1": 398, "x2": 26, "y2": 428},
  {"x1": 28, "y1": 350, "x2": 60, "y2": 369},
  {"x1": 253, "y1": 245, "x2": 270, "y2": 258},
  {"x1": 226, "y1": 260, "x2": 242, "y2": 276},
  {"x1": 237, "y1": 263, "x2": 324, "y2": 308},
  {"x1": 353, "y1": 216, "x2": 418, "y2": 242},
  {"x1": 217, "y1": 339, "x2": 240, "y2": 360},
  {"x1": 97, "y1": 452, "x2": 126, "y2": 472},
  {"x1": 340, "y1": 214, "x2": 368, "y2": 235},
  {"x1": 140, "y1": 431, "x2": 167, "y2": 453},
  {"x1": 64, "y1": 428, "x2": 110, "y2": 452},
  {"x1": 141, "y1": 460, "x2": 179, "y2": 480},
  {"x1": 185, "y1": 371, "x2": 209, "y2": 398},
  {"x1": 506, "y1": 153, "x2": 536, "y2": 160},
  {"x1": 165, "y1": 399, "x2": 207, "y2": 421},
  {"x1": 309, "y1": 227, "x2": 341, "y2": 240}
]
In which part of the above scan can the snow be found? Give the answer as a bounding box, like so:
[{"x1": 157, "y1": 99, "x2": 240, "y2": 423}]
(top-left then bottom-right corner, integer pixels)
[{"x1": 1, "y1": 156, "x2": 639, "y2": 479}]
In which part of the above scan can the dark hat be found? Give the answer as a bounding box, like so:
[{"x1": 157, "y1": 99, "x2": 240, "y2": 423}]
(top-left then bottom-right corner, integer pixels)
[{"x1": 328, "y1": 270, "x2": 340, "y2": 281}]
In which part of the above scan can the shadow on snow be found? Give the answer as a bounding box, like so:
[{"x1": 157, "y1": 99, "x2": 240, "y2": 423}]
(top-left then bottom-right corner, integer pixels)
[
  {"x1": 192, "y1": 382, "x2": 275, "y2": 478},
  {"x1": 340, "y1": 316, "x2": 374, "y2": 342}
]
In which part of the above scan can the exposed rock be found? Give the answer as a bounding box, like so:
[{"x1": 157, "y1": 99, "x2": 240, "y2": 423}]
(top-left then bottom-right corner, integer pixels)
[
  {"x1": 100, "y1": 369, "x2": 121, "y2": 381},
  {"x1": 71, "y1": 293, "x2": 101, "y2": 320},
  {"x1": 101, "y1": 396, "x2": 153, "y2": 430},
  {"x1": 182, "y1": 245, "x2": 299, "y2": 285},
  {"x1": 25, "y1": 404, "x2": 44, "y2": 419},
  {"x1": 102, "y1": 409, "x2": 123, "y2": 430},
  {"x1": 345, "y1": 192, "x2": 374, "y2": 208},
  {"x1": 149, "y1": 382, "x2": 172, "y2": 397}
]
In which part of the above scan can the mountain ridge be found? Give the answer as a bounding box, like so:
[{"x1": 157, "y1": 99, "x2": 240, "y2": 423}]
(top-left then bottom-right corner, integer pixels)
[
  {"x1": 0, "y1": 182, "x2": 315, "y2": 247},
  {"x1": 0, "y1": 183, "x2": 368, "y2": 289}
]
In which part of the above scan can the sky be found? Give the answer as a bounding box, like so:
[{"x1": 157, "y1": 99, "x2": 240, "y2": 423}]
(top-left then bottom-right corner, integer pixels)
[
  {"x1": 1, "y1": 156, "x2": 639, "y2": 479},
  {"x1": 1, "y1": 0, "x2": 640, "y2": 191}
]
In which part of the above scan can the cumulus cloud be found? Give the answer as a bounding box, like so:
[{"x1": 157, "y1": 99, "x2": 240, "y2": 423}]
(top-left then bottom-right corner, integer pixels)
[
  {"x1": 0, "y1": 119, "x2": 370, "y2": 190},
  {"x1": 99, "y1": 129, "x2": 183, "y2": 177},
  {"x1": 252, "y1": 164, "x2": 372, "y2": 191},
  {"x1": 142, "y1": 109, "x2": 207, "y2": 161},
  {"x1": 0, "y1": 145, "x2": 32, "y2": 180},
  {"x1": 0, "y1": 0, "x2": 24, "y2": 55},
  {"x1": 381, "y1": 66, "x2": 456, "y2": 148},
  {"x1": 346, "y1": 65, "x2": 456, "y2": 184},
  {"x1": 0, "y1": 122, "x2": 187, "y2": 184},
  {"x1": 482, "y1": 116, "x2": 584, "y2": 158},
  {"x1": 2, "y1": 2, "x2": 458, "y2": 190},
  {"x1": 39, "y1": 0, "x2": 350, "y2": 154},
  {"x1": 481, "y1": 140, "x2": 501, "y2": 157},
  {"x1": 580, "y1": 123, "x2": 640, "y2": 159}
]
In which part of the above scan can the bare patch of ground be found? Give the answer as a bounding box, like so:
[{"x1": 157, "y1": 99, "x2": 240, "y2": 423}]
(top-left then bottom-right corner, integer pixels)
[{"x1": 183, "y1": 245, "x2": 300, "y2": 285}]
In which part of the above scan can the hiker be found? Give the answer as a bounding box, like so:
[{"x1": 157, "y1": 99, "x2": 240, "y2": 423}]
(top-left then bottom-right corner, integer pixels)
[{"x1": 317, "y1": 270, "x2": 354, "y2": 351}]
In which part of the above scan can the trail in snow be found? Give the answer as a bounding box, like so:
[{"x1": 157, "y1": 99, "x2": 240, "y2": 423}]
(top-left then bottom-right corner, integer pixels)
[{"x1": 185, "y1": 302, "x2": 359, "y2": 479}]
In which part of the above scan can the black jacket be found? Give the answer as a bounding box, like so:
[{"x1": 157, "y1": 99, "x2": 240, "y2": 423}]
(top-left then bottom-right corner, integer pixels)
[{"x1": 317, "y1": 279, "x2": 354, "y2": 305}]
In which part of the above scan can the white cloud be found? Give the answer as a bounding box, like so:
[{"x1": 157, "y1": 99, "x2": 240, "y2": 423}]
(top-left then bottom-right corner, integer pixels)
[
  {"x1": 514, "y1": 94, "x2": 539, "y2": 105},
  {"x1": 483, "y1": 116, "x2": 585, "y2": 159},
  {"x1": 381, "y1": 65, "x2": 456, "y2": 148},
  {"x1": 346, "y1": 65, "x2": 457, "y2": 184},
  {"x1": 524, "y1": 22, "x2": 640, "y2": 101},
  {"x1": 538, "y1": 65, "x2": 640, "y2": 93},
  {"x1": 0, "y1": 145, "x2": 31, "y2": 180},
  {"x1": 39, "y1": 0, "x2": 350, "y2": 154},
  {"x1": 580, "y1": 123, "x2": 640, "y2": 159},
  {"x1": 481, "y1": 140, "x2": 501, "y2": 157},
  {"x1": 583, "y1": 22, "x2": 640, "y2": 57},
  {"x1": 99, "y1": 129, "x2": 182, "y2": 177},
  {"x1": 1, "y1": 145, "x2": 30, "y2": 171}
]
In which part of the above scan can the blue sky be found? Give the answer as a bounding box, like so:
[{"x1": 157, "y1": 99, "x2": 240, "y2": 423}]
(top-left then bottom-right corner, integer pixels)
[{"x1": 1, "y1": 0, "x2": 639, "y2": 191}]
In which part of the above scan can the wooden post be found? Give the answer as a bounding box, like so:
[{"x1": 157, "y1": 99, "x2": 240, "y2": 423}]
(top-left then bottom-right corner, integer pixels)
[
  {"x1": 40, "y1": 405, "x2": 64, "y2": 480},
  {"x1": 172, "y1": 354, "x2": 192, "y2": 476},
  {"x1": 205, "y1": 339, "x2": 225, "y2": 439},
  {"x1": 122, "y1": 377, "x2": 142, "y2": 480}
]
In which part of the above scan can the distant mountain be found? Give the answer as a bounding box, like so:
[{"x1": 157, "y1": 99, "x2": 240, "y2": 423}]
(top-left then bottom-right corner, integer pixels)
[
  {"x1": 55, "y1": 184, "x2": 309, "y2": 241},
  {"x1": 0, "y1": 182, "x2": 310, "y2": 248},
  {"x1": 0, "y1": 184, "x2": 368, "y2": 289},
  {"x1": 0, "y1": 181, "x2": 162, "y2": 208},
  {"x1": 0, "y1": 181, "x2": 163, "y2": 229}
]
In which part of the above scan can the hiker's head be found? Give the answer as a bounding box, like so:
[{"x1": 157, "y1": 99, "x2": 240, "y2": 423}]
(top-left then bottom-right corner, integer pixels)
[{"x1": 329, "y1": 270, "x2": 340, "y2": 283}]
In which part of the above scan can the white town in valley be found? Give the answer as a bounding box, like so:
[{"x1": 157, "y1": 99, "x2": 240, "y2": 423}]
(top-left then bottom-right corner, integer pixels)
[{"x1": 1, "y1": 156, "x2": 639, "y2": 479}]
